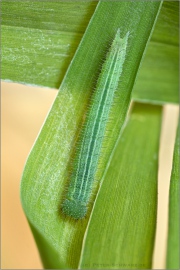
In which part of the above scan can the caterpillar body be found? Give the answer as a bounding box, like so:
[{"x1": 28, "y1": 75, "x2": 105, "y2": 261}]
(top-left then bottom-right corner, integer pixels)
[{"x1": 62, "y1": 29, "x2": 129, "y2": 219}]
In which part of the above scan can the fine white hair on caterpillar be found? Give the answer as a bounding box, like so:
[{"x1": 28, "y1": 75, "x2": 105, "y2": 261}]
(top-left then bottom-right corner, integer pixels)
[{"x1": 61, "y1": 29, "x2": 129, "y2": 219}]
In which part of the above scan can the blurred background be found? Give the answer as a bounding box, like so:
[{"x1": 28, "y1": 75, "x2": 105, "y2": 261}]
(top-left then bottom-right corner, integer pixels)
[
  {"x1": 1, "y1": 82, "x2": 57, "y2": 269},
  {"x1": 1, "y1": 81, "x2": 179, "y2": 269}
]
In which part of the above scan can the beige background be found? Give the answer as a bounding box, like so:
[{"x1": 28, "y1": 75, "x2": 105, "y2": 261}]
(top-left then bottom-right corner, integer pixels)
[
  {"x1": 1, "y1": 82, "x2": 57, "y2": 269},
  {"x1": 1, "y1": 81, "x2": 179, "y2": 269}
]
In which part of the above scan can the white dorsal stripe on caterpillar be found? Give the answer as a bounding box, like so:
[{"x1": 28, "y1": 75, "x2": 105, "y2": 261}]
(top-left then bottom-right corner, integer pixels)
[{"x1": 62, "y1": 29, "x2": 129, "y2": 219}]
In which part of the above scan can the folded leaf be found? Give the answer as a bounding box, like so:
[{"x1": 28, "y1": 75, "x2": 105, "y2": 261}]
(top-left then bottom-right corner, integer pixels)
[{"x1": 20, "y1": 1, "x2": 162, "y2": 268}]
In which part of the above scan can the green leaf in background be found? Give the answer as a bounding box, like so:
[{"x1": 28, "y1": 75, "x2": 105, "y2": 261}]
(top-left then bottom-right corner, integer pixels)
[
  {"x1": 1, "y1": 1, "x2": 97, "y2": 88},
  {"x1": 132, "y1": 1, "x2": 179, "y2": 104},
  {"x1": 1, "y1": 1, "x2": 179, "y2": 104},
  {"x1": 166, "y1": 123, "x2": 180, "y2": 269},
  {"x1": 20, "y1": 1, "x2": 162, "y2": 269},
  {"x1": 80, "y1": 103, "x2": 162, "y2": 269}
]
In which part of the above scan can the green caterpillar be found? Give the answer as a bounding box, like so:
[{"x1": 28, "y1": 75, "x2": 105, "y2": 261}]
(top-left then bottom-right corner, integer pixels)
[{"x1": 62, "y1": 29, "x2": 129, "y2": 219}]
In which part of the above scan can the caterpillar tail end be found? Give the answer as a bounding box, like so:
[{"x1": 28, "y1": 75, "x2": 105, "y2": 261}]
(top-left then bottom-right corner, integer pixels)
[{"x1": 62, "y1": 199, "x2": 87, "y2": 219}]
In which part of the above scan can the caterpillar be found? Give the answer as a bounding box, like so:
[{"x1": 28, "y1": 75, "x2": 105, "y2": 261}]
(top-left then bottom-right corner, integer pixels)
[{"x1": 62, "y1": 29, "x2": 129, "y2": 219}]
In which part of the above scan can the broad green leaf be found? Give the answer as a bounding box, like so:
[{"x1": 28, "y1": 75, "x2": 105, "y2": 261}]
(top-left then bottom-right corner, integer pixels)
[
  {"x1": 166, "y1": 123, "x2": 179, "y2": 269},
  {"x1": 20, "y1": 1, "x2": 162, "y2": 269},
  {"x1": 2, "y1": 1, "x2": 179, "y2": 104},
  {"x1": 1, "y1": 1, "x2": 97, "y2": 88},
  {"x1": 80, "y1": 103, "x2": 162, "y2": 269}
]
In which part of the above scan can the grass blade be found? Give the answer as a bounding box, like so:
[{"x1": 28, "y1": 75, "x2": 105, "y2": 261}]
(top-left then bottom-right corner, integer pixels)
[{"x1": 166, "y1": 123, "x2": 180, "y2": 269}]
